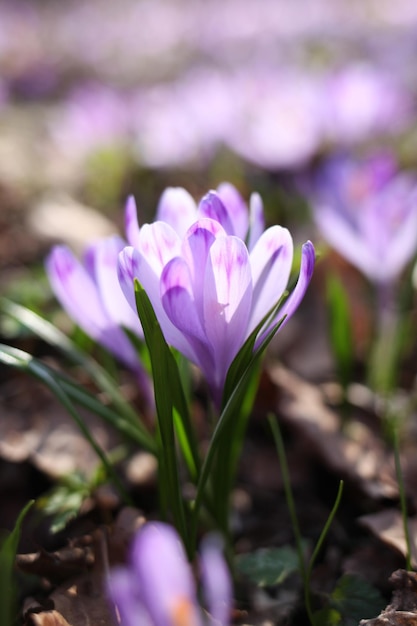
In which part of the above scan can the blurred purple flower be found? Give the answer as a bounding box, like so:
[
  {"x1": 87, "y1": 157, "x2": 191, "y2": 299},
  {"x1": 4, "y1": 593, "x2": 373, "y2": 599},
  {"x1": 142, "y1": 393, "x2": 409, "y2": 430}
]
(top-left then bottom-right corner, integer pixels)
[
  {"x1": 226, "y1": 69, "x2": 323, "y2": 169},
  {"x1": 119, "y1": 186, "x2": 314, "y2": 405},
  {"x1": 311, "y1": 154, "x2": 417, "y2": 284},
  {"x1": 46, "y1": 236, "x2": 144, "y2": 373},
  {"x1": 49, "y1": 82, "x2": 131, "y2": 159},
  {"x1": 322, "y1": 64, "x2": 412, "y2": 144},
  {"x1": 108, "y1": 522, "x2": 232, "y2": 626}
]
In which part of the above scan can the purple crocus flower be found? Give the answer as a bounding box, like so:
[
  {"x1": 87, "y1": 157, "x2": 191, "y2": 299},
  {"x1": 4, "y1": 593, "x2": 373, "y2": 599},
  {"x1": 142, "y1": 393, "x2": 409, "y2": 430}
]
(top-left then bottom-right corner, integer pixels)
[
  {"x1": 107, "y1": 522, "x2": 232, "y2": 626},
  {"x1": 125, "y1": 181, "x2": 265, "y2": 245},
  {"x1": 119, "y1": 187, "x2": 315, "y2": 406},
  {"x1": 322, "y1": 64, "x2": 411, "y2": 144},
  {"x1": 311, "y1": 154, "x2": 417, "y2": 285},
  {"x1": 46, "y1": 235, "x2": 144, "y2": 373}
]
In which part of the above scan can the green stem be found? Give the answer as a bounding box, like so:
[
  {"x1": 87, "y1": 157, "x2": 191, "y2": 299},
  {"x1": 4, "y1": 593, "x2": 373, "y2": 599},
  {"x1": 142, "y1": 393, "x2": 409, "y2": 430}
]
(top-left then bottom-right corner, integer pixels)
[
  {"x1": 268, "y1": 417, "x2": 307, "y2": 582},
  {"x1": 304, "y1": 480, "x2": 344, "y2": 623},
  {"x1": 269, "y1": 415, "x2": 344, "y2": 626}
]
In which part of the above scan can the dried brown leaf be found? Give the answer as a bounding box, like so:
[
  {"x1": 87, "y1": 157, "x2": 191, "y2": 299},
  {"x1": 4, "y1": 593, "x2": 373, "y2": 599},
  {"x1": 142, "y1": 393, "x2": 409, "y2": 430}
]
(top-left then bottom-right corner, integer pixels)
[
  {"x1": 25, "y1": 610, "x2": 72, "y2": 626},
  {"x1": 360, "y1": 510, "x2": 417, "y2": 569},
  {"x1": 268, "y1": 364, "x2": 397, "y2": 499}
]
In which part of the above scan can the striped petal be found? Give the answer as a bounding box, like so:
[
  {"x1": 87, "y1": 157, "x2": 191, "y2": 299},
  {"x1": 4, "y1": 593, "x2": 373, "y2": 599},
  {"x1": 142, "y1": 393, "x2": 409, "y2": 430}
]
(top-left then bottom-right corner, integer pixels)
[
  {"x1": 161, "y1": 256, "x2": 212, "y2": 368},
  {"x1": 118, "y1": 246, "x2": 193, "y2": 357},
  {"x1": 46, "y1": 245, "x2": 108, "y2": 340},
  {"x1": 248, "y1": 191, "x2": 265, "y2": 250},
  {"x1": 204, "y1": 236, "x2": 252, "y2": 392},
  {"x1": 137, "y1": 221, "x2": 182, "y2": 274},
  {"x1": 247, "y1": 226, "x2": 293, "y2": 335},
  {"x1": 46, "y1": 245, "x2": 138, "y2": 368},
  {"x1": 156, "y1": 187, "x2": 198, "y2": 238},
  {"x1": 198, "y1": 191, "x2": 234, "y2": 235},
  {"x1": 258, "y1": 240, "x2": 315, "y2": 346},
  {"x1": 216, "y1": 182, "x2": 248, "y2": 240},
  {"x1": 125, "y1": 195, "x2": 141, "y2": 248},
  {"x1": 181, "y1": 218, "x2": 226, "y2": 323},
  {"x1": 86, "y1": 236, "x2": 143, "y2": 337}
]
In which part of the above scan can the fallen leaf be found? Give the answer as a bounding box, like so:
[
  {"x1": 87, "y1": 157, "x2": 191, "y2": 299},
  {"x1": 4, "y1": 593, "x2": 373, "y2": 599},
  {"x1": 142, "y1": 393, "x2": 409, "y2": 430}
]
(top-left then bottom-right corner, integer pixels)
[
  {"x1": 268, "y1": 364, "x2": 398, "y2": 499},
  {"x1": 360, "y1": 510, "x2": 417, "y2": 569}
]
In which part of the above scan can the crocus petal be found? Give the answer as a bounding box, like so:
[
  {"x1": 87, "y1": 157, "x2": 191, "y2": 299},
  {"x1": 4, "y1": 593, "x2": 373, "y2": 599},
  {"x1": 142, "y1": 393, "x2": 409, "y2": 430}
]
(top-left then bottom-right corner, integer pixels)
[
  {"x1": 216, "y1": 182, "x2": 248, "y2": 240},
  {"x1": 259, "y1": 240, "x2": 315, "y2": 345},
  {"x1": 161, "y1": 256, "x2": 213, "y2": 369},
  {"x1": 362, "y1": 177, "x2": 417, "y2": 283},
  {"x1": 137, "y1": 221, "x2": 182, "y2": 274},
  {"x1": 200, "y1": 535, "x2": 232, "y2": 626},
  {"x1": 118, "y1": 246, "x2": 193, "y2": 358},
  {"x1": 182, "y1": 218, "x2": 226, "y2": 323},
  {"x1": 247, "y1": 226, "x2": 293, "y2": 335},
  {"x1": 46, "y1": 245, "x2": 109, "y2": 339},
  {"x1": 86, "y1": 236, "x2": 143, "y2": 337},
  {"x1": 47, "y1": 245, "x2": 138, "y2": 368},
  {"x1": 125, "y1": 195, "x2": 141, "y2": 248},
  {"x1": 198, "y1": 191, "x2": 234, "y2": 235},
  {"x1": 247, "y1": 191, "x2": 265, "y2": 251},
  {"x1": 131, "y1": 523, "x2": 203, "y2": 626},
  {"x1": 385, "y1": 203, "x2": 417, "y2": 281},
  {"x1": 156, "y1": 187, "x2": 198, "y2": 238},
  {"x1": 315, "y1": 204, "x2": 375, "y2": 279},
  {"x1": 204, "y1": 236, "x2": 252, "y2": 392},
  {"x1": 108, "y1": 568, "x2": 152, "y2": 626}
]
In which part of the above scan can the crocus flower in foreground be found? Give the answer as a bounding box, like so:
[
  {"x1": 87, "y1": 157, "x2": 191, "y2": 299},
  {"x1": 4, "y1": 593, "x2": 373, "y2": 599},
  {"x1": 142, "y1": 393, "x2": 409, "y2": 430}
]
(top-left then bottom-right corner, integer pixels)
[
  {"x1": 119, "y1": 186, "x2": 315, "y2": 406},
  {"x1": 311, "y1": 154, "x2": 417, "y2": 285},
  {"x1": 108, "y1": 522, "x2": 232, "y2": 626},
  {"x1": 46, "y1": 235, "x2": 144, "y2": 373},
  {"x1": 125, "y1": 181, "x2": 265, "y2": 246}
]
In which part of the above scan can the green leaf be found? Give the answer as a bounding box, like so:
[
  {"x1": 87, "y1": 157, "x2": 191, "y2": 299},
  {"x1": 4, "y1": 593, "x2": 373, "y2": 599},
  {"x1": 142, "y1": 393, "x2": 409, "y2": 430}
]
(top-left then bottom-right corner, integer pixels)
[
  {"x1": 316, "y1": 575, "x2": 385, "y2": 626},
  {"x1": 38, "y1": 484, "x2": 88, "y2": 534},
  {"x1": 192, "y1": 313, "x2": 285, "y2": 546},
  {"x1": 0, "y1": 500, "x2": 34, "y2": 626},
  {"x1": 0, "y1": 299, "x2": 154, "y2": 451},
  {"x1": 0, "y1": 343, "x2": 155, "y2": 453},
  {"x1": 134, "y1": 281, "x2": 198, "y2": 554},
  {"x1": 0, "y1": 343, "x2": 132, "y2": 506},
  {"x1": 236, "y1": 546, "x2": 300, "y2": 587}
]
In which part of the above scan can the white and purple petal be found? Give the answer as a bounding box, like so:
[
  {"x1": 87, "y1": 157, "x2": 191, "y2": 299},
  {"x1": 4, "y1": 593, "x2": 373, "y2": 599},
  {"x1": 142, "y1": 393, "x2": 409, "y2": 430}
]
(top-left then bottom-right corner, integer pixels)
[
  {"x1": 204, "y1": 236, "x2": 252, "y2": 394},
  {"x1": 216, "y1": 182, "x2": 248, "y2": 240},
  {"x1": 86, "y1": 236, "x2": 143, "y2": 337},
  {"x1": 125, "y1": 195, "x2": 141, "y2": 249},
  {"x1": 247, "y1": 226, "x2": 293, "y2": 335},
  {"x1": 247, "y1": 191, "x2": 265, "y2": 251},
  {"x1": 198, "y1": 192, "x2": 235, "y2": 235},
  {"x1": 46, "y1": 245, "x2": 139, "y2": 369},
  {"x1": 156, "y1": 187, "x2": 198, "y2": 238},
  {"x1": 258, "y1": 240, "x2": 315, "y2": 346},
  {"x1": 161, "y1": 256, "x2": 213, "y2": 368}
]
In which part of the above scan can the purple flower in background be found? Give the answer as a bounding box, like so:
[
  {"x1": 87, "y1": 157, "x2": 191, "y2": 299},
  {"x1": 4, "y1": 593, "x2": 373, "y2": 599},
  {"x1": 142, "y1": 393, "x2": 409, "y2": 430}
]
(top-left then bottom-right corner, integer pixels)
[
  {"x1": 322, "y1": 64, "x2": 411, "y2": 144},
  {"x1": 108, "y1": 522, "x2": 232, "y2": 626},
  {"x1": 49, "y1": 82, "x2": 131, "y2": 159},
  {"x1": 46, "y1": 236, "x2": 144, "y2": 373},
  {"x1": 119, "y1": 186, "x2": 315, "y2": 405},
  {"x1": 226, "y1": 69, "x2": 323, "y2": 169},
  {"x1": 311, "y1": 154, "x2": 417, "y2": 284}
]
